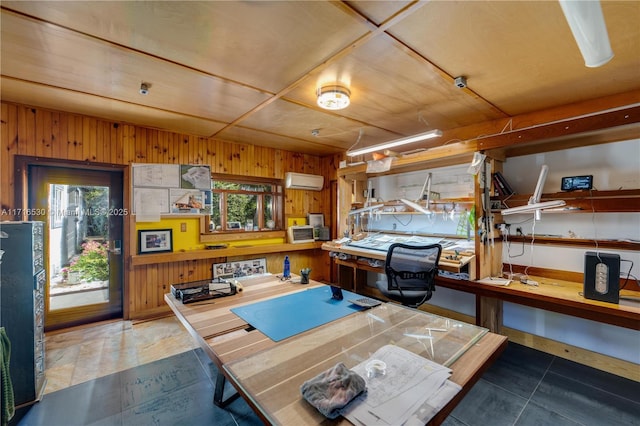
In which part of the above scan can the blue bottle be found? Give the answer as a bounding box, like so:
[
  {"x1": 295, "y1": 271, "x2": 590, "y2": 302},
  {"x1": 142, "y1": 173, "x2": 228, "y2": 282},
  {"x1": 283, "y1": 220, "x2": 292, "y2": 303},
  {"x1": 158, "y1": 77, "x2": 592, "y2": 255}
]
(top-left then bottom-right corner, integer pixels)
[{"x1": 283, "y1": 255, "x2": 290, "y2": 279}]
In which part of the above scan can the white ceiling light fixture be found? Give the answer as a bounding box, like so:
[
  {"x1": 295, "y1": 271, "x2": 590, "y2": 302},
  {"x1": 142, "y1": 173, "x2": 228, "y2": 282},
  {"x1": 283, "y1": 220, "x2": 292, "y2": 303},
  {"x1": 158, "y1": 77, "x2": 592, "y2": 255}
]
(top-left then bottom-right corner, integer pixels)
[
  {"x1": 316, "y1": 85, "x2": 351, "y2": 110},
  {"x1": 346, "y1": 129, "x2": 443, "y2": 157},
  {"x1": 559, "y1": 0, "x2": 614, "y2": 67}
]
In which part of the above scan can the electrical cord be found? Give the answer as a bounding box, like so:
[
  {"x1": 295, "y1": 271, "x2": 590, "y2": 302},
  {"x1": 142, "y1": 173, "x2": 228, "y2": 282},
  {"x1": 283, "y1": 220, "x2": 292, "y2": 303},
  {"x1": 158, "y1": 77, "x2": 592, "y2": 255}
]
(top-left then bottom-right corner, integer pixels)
[
  {"x1": 523, "y1": 214, "x2": 538, "y2": 280},
  {"x1": 619, "y1": 259, "x2": 635, "y2": 290},
  {"x1": 589, "y1": 188, "x2": 600, "y2": 254},
  {"x1": 393, "y1": 214, "x2": 413, "y2": 227},
  {"x1": 501, "y1": 226, "x2": 514, "y2": 278},
  {"x1": 507, "y1": 225, "x2": 525, "y2": 258}
]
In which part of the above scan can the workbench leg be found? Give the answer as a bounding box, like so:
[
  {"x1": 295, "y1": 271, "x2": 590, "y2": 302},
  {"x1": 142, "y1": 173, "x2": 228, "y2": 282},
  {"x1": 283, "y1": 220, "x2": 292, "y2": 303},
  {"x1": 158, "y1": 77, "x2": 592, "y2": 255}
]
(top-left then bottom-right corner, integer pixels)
[
  {"x1": 476, "y1": 295, "x2": 503, "y2": 333},
  {"x1": 213, "y1": 371, "x2": 240, "y2": 407}
]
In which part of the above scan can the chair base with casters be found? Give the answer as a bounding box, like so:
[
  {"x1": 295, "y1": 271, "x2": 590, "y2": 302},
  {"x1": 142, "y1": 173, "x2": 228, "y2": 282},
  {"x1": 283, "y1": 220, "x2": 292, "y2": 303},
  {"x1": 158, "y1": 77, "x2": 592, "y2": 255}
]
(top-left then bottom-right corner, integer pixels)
[{"x1": 376, "y1": 243, "x2": 442, "y2": 308}]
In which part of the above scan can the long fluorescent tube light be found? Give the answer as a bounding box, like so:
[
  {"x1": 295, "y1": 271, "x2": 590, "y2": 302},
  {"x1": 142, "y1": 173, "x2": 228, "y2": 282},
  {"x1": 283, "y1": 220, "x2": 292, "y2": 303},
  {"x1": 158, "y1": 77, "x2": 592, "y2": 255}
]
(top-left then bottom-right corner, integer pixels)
[
  {"x1": 559, "y1": 0, "x2": 613, "y2": 67},
  {"x1": 400, "y1": 199, "x2": 433, "y2": 216},
  {"x1": 348, "y1": 204, "x2": 384, "y2": 216},
  {"x1": 501, "y1": 164, "x2": 566, "y2": 216},
  {"x1": 418, "y1": 172, "x2": 433, "y2": 211},
  {"x1": 347, "y1": 129, "x2": 443, "y2": 157},
  {"x1": 501, "y1": 200, "x2": 566, "y2": 216}
]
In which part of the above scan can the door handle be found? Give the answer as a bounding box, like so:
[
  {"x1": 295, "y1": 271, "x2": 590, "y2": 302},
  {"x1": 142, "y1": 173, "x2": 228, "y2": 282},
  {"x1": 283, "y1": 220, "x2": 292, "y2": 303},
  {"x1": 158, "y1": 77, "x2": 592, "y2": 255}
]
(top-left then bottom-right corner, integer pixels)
[{"x1": 110, "y1": 240, "x2": 122, "y2": 255}]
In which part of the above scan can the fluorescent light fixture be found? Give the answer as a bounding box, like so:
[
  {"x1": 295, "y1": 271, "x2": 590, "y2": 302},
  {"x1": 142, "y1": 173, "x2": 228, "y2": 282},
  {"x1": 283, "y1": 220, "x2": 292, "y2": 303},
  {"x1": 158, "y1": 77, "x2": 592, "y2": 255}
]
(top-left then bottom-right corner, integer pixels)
[
  {"x1": 399, "y1": 173, "x2": 435, "y2": 216},
  {"x1": 348, "y1": 204, "x2": 384, "y2": 216},
  {"x1": 400, "y1": 199, "x2": 433, "y2": 216},
  {"x1": 501, "y1": 165, "x2": 566, "y2": 217},
  {"x1": 501, "y1": 200, "x2": 566, "y2": 216},
  {"x1": 316, "y1": 85, "x2": 350, "y2": 110},
  {"x1": 418, "y1": 172, "x2": 433, "y2": 211},
  {"x1": 559, "y1": 0, "x2": 613, "y2": 67},
  {"x1": 346, "y1": 129, "x2": 443, "y2": 157}
]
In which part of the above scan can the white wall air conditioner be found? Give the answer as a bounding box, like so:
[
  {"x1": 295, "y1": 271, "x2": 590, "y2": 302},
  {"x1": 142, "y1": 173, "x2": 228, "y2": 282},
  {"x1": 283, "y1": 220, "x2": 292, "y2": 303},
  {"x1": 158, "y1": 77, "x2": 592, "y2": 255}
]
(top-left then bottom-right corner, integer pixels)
[{"x1": 285, "y1": 172, "x2": 323, "y2": 191}]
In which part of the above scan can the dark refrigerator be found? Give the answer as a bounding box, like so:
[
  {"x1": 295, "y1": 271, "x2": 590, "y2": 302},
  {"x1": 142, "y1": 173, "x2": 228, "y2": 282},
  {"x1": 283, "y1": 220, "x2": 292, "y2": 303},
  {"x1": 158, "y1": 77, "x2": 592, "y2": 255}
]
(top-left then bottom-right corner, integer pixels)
[{"x1": 0, "y1": 221, "x2": 46, "y2": 408}]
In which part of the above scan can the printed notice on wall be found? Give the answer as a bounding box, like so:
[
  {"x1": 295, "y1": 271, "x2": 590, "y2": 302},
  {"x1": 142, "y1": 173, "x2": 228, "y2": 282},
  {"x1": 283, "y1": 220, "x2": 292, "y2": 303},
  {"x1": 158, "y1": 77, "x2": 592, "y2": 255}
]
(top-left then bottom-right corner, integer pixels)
[
  {"x1": 132, "y1": 163, "x2": 212, "y2": 217},
  {"x1": 133, "y1": 164, "x2": 181, "y2": 188}
]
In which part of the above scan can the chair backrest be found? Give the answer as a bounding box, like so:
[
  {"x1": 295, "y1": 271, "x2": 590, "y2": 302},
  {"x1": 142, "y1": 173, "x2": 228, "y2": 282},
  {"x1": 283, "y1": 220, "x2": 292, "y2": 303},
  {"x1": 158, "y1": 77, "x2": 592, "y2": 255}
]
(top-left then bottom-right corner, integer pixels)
[{"x1": 382, "y1": 243, "x2": 442, "y2": 307}]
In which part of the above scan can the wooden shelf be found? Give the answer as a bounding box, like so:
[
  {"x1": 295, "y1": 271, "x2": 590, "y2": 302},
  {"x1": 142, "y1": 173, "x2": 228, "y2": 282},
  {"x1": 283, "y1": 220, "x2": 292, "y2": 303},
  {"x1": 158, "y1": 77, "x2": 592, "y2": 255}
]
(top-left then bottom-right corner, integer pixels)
[
  {"x1": 131, "y1": 242, "x2": 323, "y2": 266},
  {"x1": 495, "y1": 189, "x2": 640, "y2": 213},
  {"x1": 440, "y1": 275, "x2": 640, "y2": 331},
  {"x1": 501, "y1": 235, "x2": 640, "y2": 251},
  {"x1": 337, "y1": 140, "x2": 478, "y2": 180},
  {"x1": 200, "y1": 229, "x2": 285, "y2": 243}
]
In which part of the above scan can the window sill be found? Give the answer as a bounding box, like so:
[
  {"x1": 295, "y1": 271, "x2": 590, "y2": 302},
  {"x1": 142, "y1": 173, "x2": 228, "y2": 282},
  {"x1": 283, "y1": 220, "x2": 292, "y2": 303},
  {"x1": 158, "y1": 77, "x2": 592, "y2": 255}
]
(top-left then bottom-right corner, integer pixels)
[{"x1": 200, "y1": 229, "x2": 285, "y2": 243}]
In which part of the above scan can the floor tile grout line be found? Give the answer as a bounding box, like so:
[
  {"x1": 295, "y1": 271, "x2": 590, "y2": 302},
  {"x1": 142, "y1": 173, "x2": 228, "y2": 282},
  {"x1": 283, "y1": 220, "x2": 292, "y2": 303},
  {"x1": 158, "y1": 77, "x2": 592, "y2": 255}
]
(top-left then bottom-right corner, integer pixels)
[
  {"x1": 512, "y1": 352, "x2": 557, "y2": 425},
  {"x1": 545, "y1": 364, "x2": 640, "y2": 407},
  {"x1": 529, "y1": 355, "x2": 615, "y2": 426}
]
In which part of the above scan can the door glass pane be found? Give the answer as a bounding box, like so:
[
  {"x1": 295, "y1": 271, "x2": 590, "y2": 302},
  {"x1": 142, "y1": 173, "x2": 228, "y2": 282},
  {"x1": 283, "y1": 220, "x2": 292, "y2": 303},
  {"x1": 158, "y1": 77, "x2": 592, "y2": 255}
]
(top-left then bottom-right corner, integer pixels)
[{"x1": 48, "y1": 184, "x2": 110, "y2": 310}]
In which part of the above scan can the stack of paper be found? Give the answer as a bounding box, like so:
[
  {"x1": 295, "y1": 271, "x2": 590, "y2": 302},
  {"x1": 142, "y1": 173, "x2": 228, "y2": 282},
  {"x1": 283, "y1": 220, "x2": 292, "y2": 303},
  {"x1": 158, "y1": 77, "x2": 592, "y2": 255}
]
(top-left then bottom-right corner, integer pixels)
[{"x1": 341, "y1": 345, "x2": 461, "y2": 425}]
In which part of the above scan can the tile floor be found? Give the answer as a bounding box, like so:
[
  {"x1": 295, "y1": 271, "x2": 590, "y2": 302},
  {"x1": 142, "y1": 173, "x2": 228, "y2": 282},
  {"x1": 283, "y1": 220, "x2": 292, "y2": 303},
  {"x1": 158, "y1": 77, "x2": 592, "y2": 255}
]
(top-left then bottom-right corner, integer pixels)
[
  {"x1": 11, "y1": 317, "x2": 640, "y2": 426},
  {"x1": 41, "y1": 316, "x2": 199, "y2": 394}
]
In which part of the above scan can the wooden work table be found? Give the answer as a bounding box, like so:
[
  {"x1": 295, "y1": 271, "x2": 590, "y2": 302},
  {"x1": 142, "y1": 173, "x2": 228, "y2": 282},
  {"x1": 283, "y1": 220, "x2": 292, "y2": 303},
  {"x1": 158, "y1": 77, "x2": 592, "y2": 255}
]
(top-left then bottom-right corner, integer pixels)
[
  {"x1": 444, "y1": 275, "x2": 640, "y2": 330},
  {"x1": 323, "y1": 242, "x2": 640, "y2": 331},
  {"x1": 165, "y1": 275, "x2": 507, "y2": 425}
]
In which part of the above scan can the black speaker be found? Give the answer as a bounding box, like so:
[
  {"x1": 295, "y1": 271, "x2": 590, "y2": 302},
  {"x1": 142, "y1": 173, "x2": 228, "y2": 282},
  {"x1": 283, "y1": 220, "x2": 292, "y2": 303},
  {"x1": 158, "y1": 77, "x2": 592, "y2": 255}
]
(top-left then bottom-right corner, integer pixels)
[{"x1": 584, "y1": 251, "x2": 620, "y2": 304}]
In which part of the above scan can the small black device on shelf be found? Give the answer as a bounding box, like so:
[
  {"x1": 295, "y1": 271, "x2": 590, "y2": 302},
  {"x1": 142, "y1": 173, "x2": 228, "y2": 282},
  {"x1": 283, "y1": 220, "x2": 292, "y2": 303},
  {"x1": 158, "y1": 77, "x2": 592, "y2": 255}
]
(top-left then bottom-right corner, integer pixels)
[{"x1": 561, "y1": 175, "x2": 593, "y2": 191}]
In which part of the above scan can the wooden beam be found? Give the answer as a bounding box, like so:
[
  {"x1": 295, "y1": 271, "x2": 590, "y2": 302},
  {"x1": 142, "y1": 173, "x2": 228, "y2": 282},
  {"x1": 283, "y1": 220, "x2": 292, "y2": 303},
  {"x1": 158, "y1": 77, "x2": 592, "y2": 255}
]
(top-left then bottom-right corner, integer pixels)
[
  {"x1": 432, "y1": 90, "x2": 640, "y2": 153},
  {"x1": 477, "y1": 104, "x2": 640, "y2": 153}
]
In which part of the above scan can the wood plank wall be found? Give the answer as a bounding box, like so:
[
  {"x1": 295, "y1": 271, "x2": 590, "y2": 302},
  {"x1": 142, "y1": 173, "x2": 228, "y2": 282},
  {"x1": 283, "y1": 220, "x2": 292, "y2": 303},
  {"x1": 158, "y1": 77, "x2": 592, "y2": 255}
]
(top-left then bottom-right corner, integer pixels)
[{"x1": 1, "y1": 102, "x2": 341, "y2": 319}]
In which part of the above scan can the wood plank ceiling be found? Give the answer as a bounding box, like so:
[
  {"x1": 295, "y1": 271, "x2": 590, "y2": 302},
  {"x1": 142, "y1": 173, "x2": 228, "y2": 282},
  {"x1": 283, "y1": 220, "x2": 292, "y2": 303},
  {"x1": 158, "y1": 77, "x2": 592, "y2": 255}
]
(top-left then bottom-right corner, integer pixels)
[{"x1": 1, "y1": 1, "x2": 639, "y2": 156}]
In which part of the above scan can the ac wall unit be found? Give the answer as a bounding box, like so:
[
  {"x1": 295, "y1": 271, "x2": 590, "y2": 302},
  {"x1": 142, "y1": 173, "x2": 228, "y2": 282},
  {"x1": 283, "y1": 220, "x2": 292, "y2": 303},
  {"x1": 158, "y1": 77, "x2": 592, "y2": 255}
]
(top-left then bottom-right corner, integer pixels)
[{"x1": 285, "y1": 172, "x2": 323, "y2": 191}]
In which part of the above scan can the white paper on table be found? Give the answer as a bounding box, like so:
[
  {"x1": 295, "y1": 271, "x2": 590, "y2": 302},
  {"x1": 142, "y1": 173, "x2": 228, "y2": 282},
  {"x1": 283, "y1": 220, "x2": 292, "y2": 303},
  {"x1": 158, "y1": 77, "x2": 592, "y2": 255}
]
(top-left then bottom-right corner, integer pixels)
[{"x1": 341, "y1": 344, "x2": 460, "y2": 426}]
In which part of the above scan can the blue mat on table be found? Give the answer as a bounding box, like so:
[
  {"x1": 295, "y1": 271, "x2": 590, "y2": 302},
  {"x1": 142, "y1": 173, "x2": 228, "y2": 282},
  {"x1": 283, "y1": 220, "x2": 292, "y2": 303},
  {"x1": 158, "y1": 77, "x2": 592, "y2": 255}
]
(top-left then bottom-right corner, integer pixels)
[{"x1": 230, "y1": 286, "x2": 365, "y2": 342}]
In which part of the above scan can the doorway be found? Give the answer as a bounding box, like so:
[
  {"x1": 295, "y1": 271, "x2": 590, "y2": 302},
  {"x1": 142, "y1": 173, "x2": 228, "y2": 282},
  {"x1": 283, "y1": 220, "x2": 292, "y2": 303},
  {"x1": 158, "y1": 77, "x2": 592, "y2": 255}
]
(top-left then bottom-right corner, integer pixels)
[{"x1": 29, "y1": 166, "x2": 124, "y2": 330}]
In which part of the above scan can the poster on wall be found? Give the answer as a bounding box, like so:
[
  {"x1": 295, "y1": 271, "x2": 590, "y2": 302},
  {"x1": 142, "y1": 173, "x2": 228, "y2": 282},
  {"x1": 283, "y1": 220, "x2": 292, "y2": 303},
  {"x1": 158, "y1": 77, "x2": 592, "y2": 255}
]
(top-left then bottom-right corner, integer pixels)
[
  {"x1": 181, "y1": 165, "x2": 211, "y2": 189},
  {"x1": 132, "y1": 163, "x2": 212, "y2": 216},
  {"x1": 170, "y1": 189, "x2": 206, "y2": 213},
  {"x1": 213, "y1": 258, "x2": 267, "y2": 280},
  {"x1": 133, "y1": 187, "x2": 171, "y2": 215},
  {"x1": 133, "y1": 164, "x2": 180, "y2": 188}
]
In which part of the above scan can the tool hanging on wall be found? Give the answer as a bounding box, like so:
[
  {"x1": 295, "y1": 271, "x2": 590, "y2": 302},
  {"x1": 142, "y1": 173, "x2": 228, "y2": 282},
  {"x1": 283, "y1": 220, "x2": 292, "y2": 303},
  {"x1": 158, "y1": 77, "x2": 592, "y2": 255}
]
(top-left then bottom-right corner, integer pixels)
[
  {"x1": 485, "y1": 160, "x2": 494, "y2": 248},
  {"x1": 478, "y1": 156, "x2": 494, "y2": 253}
]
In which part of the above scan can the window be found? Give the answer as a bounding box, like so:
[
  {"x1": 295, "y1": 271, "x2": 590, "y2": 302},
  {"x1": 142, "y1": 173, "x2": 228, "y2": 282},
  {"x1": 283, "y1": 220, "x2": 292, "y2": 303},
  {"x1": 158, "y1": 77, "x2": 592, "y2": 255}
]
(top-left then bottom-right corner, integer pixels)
[{"x1": 210, "y1": 175, "x2": 283, "y2": 232}]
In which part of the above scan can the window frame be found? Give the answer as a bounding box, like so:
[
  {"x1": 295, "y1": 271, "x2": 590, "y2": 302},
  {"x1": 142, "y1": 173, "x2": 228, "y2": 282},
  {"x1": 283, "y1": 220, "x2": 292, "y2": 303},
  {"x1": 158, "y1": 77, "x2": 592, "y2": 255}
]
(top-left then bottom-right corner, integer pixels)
[{"x1": 208, "y1": 173, "x2": 284, "y2": 235}]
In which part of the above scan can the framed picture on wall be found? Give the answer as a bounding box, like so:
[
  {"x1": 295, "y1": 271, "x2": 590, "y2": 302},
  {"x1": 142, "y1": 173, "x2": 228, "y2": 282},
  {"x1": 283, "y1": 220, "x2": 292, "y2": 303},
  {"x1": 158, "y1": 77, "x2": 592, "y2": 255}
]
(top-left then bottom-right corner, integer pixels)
[
  {"x1": 307, "y1": 213, "x2": 324, "y2": 228},
  {"x1": 138, "y1": 229, "x2": 173, "y2": 254}
]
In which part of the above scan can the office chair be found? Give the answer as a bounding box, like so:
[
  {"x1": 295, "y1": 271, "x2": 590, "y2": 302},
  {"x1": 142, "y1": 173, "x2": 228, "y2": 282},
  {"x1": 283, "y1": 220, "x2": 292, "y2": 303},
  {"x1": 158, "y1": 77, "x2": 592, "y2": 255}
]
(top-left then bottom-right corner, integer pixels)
[{"x1": 376, "y1": 243, "x2": 442, "y2": 308}]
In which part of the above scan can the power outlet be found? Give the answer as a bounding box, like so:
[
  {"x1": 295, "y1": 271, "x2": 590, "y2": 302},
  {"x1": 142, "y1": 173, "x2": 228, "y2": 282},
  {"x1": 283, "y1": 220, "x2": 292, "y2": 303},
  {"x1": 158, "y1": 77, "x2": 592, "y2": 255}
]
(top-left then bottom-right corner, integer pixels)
[{"x1": 180, "y1": 223, "x2": 187, "y2": 232}]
